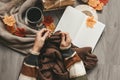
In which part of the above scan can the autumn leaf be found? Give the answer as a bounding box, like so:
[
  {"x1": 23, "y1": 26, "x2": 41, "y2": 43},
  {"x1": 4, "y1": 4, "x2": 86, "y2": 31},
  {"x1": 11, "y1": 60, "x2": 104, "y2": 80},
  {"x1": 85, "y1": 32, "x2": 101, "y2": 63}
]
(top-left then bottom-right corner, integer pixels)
[
  {"x1": 46, "y1": 23, "x2": 55, "y2": 32},
  {"x1": 3, "y1": 15, "x2": 16, "y2": 26},
  {"x1": 99, "y1": 0, "x2": 108, "y2": 5},
  {"x1": 3, "y1": 15, "x2": 26, "y2": 37},
  {"x1": 3, "y1": 15, "x2": 16, "y2": 33},
  {"x1": 42, "y1": 16, "x2": 55, "y2": 32},
  {"x1": 86, "y1": 16, "x2": 96, "y2": 28},
  {"x1": 6, "y1": 26, "x2": 16, "y2": 34},
  {"x1": 42, "y1": 16, "x2": 54, "y2": 26},
  {"x1": 13, "y1": 28, "x2": 26, "y2": 37},
  {"x1": 95, "y1": 2, "x2": 104, "y2": 10},
  {"x1": 88, "y1": 0, "x2": 107, "y2": 11},
  {"x1": 88, "y1": 0, "x2": 99, "y2": 8}
]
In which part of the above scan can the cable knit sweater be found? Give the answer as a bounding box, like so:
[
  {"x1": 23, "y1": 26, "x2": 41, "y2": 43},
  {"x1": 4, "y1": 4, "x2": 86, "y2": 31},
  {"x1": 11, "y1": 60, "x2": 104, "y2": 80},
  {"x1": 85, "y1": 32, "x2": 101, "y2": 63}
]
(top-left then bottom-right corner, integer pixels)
[{"x1": 18, "y1": 31, "x2": 97, "y2": 80}]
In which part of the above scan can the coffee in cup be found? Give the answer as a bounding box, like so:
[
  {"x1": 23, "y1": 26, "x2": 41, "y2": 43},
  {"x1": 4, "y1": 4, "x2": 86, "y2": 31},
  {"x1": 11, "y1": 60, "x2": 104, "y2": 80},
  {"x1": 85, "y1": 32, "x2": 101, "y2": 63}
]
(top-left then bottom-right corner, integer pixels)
[{"x1": 25, "y1": 7, "x2": 43, "y2": 29}]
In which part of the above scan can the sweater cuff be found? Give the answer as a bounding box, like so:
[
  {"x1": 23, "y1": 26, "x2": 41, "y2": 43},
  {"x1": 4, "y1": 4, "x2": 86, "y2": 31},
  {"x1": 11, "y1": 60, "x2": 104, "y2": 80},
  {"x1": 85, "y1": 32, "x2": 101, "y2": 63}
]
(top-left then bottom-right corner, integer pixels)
[
  {"x1": 65, "y1": 51, "x2": 76, "y2": 60},
  {"x1": 61, "y1": 48, "x2": 75, "y2": 58},
  {"x1": 24, "y1": 53, "x2": 39, "y2": 66},
  {"x1": 29, "y1": 49, "x2": 40, "y2": 55}
]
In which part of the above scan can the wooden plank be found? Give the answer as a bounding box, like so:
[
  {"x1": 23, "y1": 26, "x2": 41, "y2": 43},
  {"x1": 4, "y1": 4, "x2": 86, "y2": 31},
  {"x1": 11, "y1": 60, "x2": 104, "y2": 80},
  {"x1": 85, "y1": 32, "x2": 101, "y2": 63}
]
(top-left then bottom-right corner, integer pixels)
[{"x1": 0, "y1": 44, "x2": 24, "y2": 80}]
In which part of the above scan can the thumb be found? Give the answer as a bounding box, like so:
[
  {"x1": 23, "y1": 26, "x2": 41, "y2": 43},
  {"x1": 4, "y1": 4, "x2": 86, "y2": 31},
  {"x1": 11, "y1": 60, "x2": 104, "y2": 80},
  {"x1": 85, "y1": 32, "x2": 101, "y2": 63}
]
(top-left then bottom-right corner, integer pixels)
[
  {"x1": 61, "y1": 33, "x2": 65, "y2": 43},
  {"x1": 42, "y1": 31, "x2": 49, "y2": 40}
]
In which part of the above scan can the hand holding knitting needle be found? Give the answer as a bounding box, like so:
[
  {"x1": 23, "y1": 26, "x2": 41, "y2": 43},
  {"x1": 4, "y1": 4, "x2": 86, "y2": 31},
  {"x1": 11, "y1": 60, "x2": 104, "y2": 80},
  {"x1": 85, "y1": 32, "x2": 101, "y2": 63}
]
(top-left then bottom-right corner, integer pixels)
[
  {"x1": 60, "y1": 32, "x2": 72, "y2": 49},
  {"x1": 32, "y1": 28, "x2": 51, "y2": 53}
]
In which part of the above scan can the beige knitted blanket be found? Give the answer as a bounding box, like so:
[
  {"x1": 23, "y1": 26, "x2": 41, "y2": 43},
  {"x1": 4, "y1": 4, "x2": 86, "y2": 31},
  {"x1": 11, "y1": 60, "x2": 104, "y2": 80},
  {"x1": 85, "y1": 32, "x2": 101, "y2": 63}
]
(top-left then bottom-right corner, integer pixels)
[{"x1": 0, "y1": 0, "x2": 40, "y2": 55}]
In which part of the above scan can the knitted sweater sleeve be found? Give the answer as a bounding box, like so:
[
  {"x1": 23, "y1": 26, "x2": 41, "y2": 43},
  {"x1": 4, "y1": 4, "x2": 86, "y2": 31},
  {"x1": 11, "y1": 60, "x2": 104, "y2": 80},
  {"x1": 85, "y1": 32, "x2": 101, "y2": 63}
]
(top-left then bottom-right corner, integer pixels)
[{"x1": 18, "y1": 52, "x2": 39, "y2": 80}]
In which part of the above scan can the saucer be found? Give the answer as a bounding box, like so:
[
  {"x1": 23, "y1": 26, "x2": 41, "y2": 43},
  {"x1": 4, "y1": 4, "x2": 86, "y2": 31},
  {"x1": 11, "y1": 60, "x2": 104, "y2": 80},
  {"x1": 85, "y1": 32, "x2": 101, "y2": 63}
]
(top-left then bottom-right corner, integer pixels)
[{"x1": 75, "y1": 5, "x2": 98, "y2": 20}]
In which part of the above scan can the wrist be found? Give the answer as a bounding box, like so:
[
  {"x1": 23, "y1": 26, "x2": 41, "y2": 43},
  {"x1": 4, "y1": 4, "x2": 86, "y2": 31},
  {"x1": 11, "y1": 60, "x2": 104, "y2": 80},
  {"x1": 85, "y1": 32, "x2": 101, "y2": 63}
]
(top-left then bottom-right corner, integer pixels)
[
  {"x1": 60, "y1": 44, "x2": 71, "y2": 50},
  {"x1": 30, "y1": 48, "x2": 40, "y2": 55},
  {"x1": 32, "y1": 44, "x2": 42, "y2": 52}
]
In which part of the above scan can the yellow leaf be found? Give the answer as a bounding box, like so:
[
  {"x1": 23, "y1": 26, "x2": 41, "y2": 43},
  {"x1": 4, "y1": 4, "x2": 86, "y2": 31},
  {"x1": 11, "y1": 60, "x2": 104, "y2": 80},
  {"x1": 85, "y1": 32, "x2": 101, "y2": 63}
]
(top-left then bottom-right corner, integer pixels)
[{"x1": 86, "y1": 16, "x2": 96, "y2": 28}]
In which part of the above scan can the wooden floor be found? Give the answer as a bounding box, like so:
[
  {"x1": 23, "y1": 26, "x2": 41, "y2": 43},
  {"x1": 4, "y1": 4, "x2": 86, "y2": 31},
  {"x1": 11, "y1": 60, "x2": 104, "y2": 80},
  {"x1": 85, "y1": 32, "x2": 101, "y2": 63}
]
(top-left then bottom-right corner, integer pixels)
[{"x1": 0, "y1": 0, "x2": 120, "y2": 80}]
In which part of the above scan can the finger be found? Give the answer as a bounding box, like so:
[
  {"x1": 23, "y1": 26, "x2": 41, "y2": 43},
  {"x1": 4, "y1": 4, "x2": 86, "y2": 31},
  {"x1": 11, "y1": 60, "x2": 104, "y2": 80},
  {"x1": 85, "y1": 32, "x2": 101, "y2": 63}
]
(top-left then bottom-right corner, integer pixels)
[
  {"x1": 42, "y1": 30, "x2": 50, "y2": 40},
  {"x1": 39, "y1": 28, "x2": 47, "y2": 33},
  {"x1": 53, "y1": 31, "x2": 61, "y2": 36},
  {"x1": 61, "y1": 33, "x2": 65, "y2": 42},
  {"x1": 49, "y1": 35, "x2": 61, "y2": 40},
  {"x1": 37, "y1": 29, "x2": 46, "y2": 37},
  {"x1": 65, "y1": 33, "x2": 71, "y2": 42},
  {"x1": 55, "y1": 30, "x2": 61, "y2": 34},
  {"x1": 87, "y1": 53, "x2": 97, "y2": 58},
  {"x1": 60, "y1": 32, "x2": 67, "y2": 40},
  {"x1": 48, "y1": 32, "x2": 52, "y2": 37},
  {"x1": 84, "y1": 61, "x2": 95, "y2": 69},
  {"x1": 38, "y1": 28, "x2": 47, "y2": 36},
  {"x1": 86, "y1": 57, "x2": 98, "y2": 62}
]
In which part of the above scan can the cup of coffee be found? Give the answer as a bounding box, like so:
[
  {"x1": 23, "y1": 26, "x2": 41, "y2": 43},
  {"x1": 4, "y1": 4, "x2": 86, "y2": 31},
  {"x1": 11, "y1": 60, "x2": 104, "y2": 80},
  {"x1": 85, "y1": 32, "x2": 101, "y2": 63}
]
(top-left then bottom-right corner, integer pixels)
[{"x1": 25, "y1": 7, "x2": 43, "y2": 29}]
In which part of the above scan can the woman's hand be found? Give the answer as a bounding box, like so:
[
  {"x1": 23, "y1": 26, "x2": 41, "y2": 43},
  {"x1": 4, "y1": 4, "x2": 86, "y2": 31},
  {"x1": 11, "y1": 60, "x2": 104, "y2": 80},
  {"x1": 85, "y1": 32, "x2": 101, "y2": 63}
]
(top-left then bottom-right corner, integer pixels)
[
  {"x1": 32, "y1": 28, "x2": 51, "y2": 53},
  {"x1": 60, "y1": 32, "x2": 72, "y2": 50}
]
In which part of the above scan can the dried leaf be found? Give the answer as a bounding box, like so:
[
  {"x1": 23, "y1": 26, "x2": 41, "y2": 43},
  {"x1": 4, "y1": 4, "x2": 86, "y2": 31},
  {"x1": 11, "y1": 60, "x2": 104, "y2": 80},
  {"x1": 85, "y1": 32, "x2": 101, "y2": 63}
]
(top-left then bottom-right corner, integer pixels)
[
  {"x1": 3, "y1": 15, "x2": 26, "y2": 37},
  {"x1": 6, "y1": 26, "x2": 16, "y2": 34},
  {"x1": 3, "y1": 15, "x2": 16, "y2": 26},
  {"x1": 88, "y1": 0, "x2": 99, "y2": 7},
  {"x1": 88, "y1": 0, "x2": 106, "y2": 11},
  {"x1": 86, "y1": 16, "x2": 96, "y2": 28},
  {"x1": 95, "y1": 2, "x2": 104, "y2": 10},
  {"x1": 46, "y1": 23, "x2": 55, "y2": 32},
  {"x1": 42, "y1": 16, "x2": 54, "y2": 26},
  {"x1": 14, "y1": 27, "x2": 26, "y2": 37},
  {"x1": 99, "y1": 0, "x2": 108, "y2": 5}
]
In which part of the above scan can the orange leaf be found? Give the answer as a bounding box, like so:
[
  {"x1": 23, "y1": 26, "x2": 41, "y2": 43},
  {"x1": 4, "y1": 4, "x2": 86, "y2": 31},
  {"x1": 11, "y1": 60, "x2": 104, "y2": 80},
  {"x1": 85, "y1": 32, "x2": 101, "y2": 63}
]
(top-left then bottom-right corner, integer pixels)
[
  {"x1": 46, "y1": 23, "x2": 55, "y2": 32},
  {"x1": 14, "y1": 28, "x2": 26, "y2": 37},
  {"x1": 88, "y1": 0, "x2": 99, "y2": 7},
  {"x1": 88, "y1": 0, "x2": 105, "y2": 11},
  {"x1": 95, "y1": 2, "x2": 104, "y2": 10},
  {"x1": 99, "y1": 0, "x2": 108, "y2": 5},
  {"x1": 3, "y1": 15, "x2": 16, "y2": 27},
  {"x1": 6, "y1": 26, "x2": 16, "y2": 34},
  {"x1": 86, "y1": 16, "x2": 96, "y2": 28},
  {"x1": 42, "y1": 16, "x2": 54, "y2": 26}
]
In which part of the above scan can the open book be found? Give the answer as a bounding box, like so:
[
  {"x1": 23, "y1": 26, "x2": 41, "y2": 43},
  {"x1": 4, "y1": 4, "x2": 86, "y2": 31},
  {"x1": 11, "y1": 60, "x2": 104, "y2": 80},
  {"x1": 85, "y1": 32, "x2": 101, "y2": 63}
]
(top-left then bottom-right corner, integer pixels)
[{"x1": 55, "y1": 6, "x2": 105, "y2": 51}]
